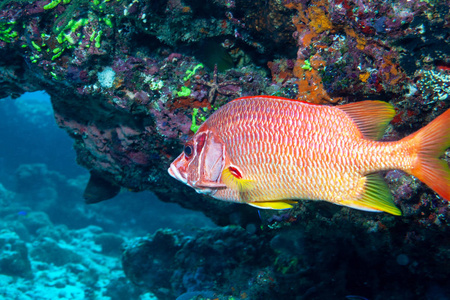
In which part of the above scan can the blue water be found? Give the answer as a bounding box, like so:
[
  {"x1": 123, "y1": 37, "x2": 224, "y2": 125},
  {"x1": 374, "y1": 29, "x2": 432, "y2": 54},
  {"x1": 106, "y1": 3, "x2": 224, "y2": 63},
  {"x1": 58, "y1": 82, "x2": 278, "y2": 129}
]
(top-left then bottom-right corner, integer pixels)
[
  {"x1": 0, "y1": 91, "x2": 83, "y2": 179},
  {"x1": 0, "y1": 91, "x2": 215, "y2": 231},
  {"x1": 0, "y1": 92, "x2": 217, "y2": 299}
]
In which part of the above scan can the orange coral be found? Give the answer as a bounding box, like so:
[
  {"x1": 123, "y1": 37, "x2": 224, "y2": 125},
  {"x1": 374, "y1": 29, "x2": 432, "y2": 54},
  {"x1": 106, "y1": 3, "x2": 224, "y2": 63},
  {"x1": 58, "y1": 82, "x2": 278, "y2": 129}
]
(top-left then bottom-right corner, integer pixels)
[
  {"x1": 267, "y1": 60, "x2": 294, "y2": 84},
  {"x1": 379, "y1": 56, "x2": 405, "y2": 88},
  {"x1": 359, "y1": 72, "x2": 370, "y2": 83},
  {"x1": 309, "y1": 53, "x2": 326, "y2": 69},
  {"x1": 308, "y1": 6, "x2": 333, "y2": 34},
  {"x1": 292, "y1": 59, "x2": 336, "y2": 103},
  {"x1": 285, "y1": 0, "x2": 374, "y2": 103},
  {"x1": 181, "y1": 6, "x2": 191, "y2": 13},
  {"x1": 285, "y1": 0, "x2": 333, "y2": 35},
  {"x1": 169, "y1": 96, "x2": 211, "y2": 111},
  {"x1": 345, "y1": 28, "x2": 367, "y2": 50},
  {"x1": 285, "y1": 1, "x2": 337, "y2": 104}
]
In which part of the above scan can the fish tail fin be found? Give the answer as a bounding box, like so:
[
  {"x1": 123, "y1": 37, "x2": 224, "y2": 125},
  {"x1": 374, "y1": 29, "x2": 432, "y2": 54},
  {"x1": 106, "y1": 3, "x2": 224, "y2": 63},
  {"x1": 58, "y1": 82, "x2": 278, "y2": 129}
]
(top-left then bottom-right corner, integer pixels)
[{"x1": 408, "y1": 109, "x2": 450, "y2": 200}]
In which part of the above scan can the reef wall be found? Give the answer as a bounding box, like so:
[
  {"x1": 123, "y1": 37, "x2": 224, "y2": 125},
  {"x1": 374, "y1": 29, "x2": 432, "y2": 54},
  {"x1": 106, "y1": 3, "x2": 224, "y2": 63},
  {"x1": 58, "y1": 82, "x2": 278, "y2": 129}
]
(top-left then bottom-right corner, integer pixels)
[{"x1": 0, "y1": 0, "x2": 449, "y2": 227}]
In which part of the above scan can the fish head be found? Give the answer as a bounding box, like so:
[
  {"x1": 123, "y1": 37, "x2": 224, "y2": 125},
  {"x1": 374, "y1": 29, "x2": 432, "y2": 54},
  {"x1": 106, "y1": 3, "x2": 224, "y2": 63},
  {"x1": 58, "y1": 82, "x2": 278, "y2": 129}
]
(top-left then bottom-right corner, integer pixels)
[{"x1": 168, "y1": 127, "x2": 227, "y2": 194}]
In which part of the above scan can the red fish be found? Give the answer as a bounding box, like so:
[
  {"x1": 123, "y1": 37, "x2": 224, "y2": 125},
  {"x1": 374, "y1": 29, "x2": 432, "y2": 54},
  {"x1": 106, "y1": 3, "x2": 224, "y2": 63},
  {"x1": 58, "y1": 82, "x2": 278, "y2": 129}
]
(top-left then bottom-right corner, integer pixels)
[{"x1": 168, "y1": 96, "x2": 450, "y2": 215}]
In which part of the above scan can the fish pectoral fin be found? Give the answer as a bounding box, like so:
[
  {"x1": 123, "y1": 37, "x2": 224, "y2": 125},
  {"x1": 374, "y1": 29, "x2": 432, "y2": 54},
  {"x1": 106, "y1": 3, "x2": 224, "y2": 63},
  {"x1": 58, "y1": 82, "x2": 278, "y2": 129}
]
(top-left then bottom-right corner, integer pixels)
[
  {"x1": 221, "y1": 166, "x2": 255, "y2": 193},
  {"x1": 341, "y1": 174, "x2": 402, "y2": 216},
  {"x1": 248, "y1": 201, "x2": 296, "y2": 210}
]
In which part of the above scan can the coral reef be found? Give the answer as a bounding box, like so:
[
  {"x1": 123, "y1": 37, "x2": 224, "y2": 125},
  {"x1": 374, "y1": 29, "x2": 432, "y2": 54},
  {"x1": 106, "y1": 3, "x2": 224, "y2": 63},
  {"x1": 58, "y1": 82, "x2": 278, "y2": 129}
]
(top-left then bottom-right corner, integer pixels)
[
  {"x1": 122, "y1": 213, "x2": 450, "y2": 299},
  {"x1": 0, "y1": 230, "x2": 31, "y2": 278},
  {"x1": 0, "y1": 0, "x2": 449, "y2": 233},
  {"x1": 0, "y1": 148, "x2": 220, "y2": 298},
  {"x1": 0, "y1": 0, "x2": 449, "y2": 297},
  {"x1": 0, "y1": 181, "x2": 146, "y2": 299},
  {"x1": 122, "y1": 226, "x2": 273, "y2": 300},
  {"x1": 0, "y1": 221, "x2": 140, "y2": 299},
  {"x1": 0, "y1": 0, "x2": 448, "y2": 224}
]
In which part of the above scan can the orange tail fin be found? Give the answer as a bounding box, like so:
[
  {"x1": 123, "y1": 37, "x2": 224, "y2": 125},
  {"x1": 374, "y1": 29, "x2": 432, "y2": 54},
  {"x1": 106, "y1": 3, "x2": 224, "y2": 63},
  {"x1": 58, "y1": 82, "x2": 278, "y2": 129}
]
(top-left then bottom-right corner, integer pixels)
[{"x1": 408, "y1": 109, "x2": 450, "y2": 200}]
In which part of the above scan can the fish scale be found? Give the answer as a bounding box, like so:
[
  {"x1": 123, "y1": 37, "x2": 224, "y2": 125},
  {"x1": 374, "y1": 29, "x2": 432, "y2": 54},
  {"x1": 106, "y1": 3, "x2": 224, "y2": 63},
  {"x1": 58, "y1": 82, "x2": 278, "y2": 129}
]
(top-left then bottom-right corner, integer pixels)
[
  {"x1": 169, "y1": 96, "x2": 450, "y2": 215},
  {"x1": 209, "y1": 97, "x2": 368, "y2": 203}
]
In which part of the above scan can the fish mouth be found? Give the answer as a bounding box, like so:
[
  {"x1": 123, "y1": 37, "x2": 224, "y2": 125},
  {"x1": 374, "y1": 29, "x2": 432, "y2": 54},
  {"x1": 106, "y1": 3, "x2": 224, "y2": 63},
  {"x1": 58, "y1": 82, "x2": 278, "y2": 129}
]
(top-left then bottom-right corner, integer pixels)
[
  {"x1": 168, "y1": 163, "x2": 218, "y2": 196},
  {"x1": 168, "y1": 164, "x2": 188, "y2": 184}
]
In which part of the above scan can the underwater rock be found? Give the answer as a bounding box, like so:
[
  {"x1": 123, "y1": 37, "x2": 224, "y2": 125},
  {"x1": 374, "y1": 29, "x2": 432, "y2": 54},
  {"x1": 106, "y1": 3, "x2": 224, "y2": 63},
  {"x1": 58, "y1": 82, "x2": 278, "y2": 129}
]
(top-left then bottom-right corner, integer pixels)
[
  {"x1": 122, "y1": 226, "x2": 275, "y2": 299},
  {"x1": 0, "y1": 209, "x2": 138, "y2": 299},
  {"x1": 122, "y1": 229, "x2": 184, "y2": 299},
  {"x1": 30, "y1": 238, "x2": 83, "y2": 266},
  {"x1": 5, "y1": 221, "x2": 30, "y2": 242},
  {"x1": 104, "y1": 276, "x2": 144, "y2": 300},
  {"x1": 0, "y1": 230, "x2": 32, "y2": 278},
  {"x1": 93, "y1": 232, "x2": 125, "y2": 256},
  {"x1": 0, "y1": 0, "x2": 449, "y2": 228},
  {"x1": 20, "y1": 211, "x2": 53, "y2": 236},
  {"x1": 121, "y1": 208, "x2": 450, "y2": 299},
  {"x1": 175, "y1": 290, "x2": 217, "y2": 300},
  {"x1": 83, "y1": 171, "x2": 121, "y2": 204}
]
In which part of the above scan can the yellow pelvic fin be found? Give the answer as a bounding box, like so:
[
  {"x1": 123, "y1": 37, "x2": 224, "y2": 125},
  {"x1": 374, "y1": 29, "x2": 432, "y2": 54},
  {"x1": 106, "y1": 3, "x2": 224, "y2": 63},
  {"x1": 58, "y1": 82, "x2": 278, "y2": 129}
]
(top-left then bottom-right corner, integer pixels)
[
  {"x1": 342, "y1": 174, "x2": 402, "y2": 216},
  {"x1": 221, "y1": 167, "x2": 255, "y2": 193},
  {"x1": 248, "y1": 200, "x2": 296, "y2": 210},
  {"x1": 338, "y1": 101, "x2": 395, "y2": 140}
]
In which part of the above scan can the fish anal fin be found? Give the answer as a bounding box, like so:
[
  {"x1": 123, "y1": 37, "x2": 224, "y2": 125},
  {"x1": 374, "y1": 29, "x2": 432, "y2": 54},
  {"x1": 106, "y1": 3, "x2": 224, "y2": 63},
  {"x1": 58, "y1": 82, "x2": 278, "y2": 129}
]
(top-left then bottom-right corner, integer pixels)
[
  {"x1": 338, "y1": 201, "x2": 383, "y2": 213},
  {"x1": 338, "y1": 101, "x2": 395, "y2": 140},
  {"x1": 248, "y1": 201, "x2": 296, "y2": 210},
  {"x1": 341, "y1": 174, "x2": 402, "y2": 215}
]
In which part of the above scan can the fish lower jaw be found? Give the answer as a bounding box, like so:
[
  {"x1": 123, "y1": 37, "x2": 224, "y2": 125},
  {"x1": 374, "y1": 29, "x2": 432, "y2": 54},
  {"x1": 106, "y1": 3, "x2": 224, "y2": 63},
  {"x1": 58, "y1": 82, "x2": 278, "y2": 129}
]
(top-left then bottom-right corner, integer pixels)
[
  {"x1": 168, "y1": 164, "x2": 188, "y2": 184},
  {"x1": 194, "y1": 188, "x2": 217, "y2": 196},
  {"x1": 186, "y1": 179, "x2": 218, "y2": 196}
]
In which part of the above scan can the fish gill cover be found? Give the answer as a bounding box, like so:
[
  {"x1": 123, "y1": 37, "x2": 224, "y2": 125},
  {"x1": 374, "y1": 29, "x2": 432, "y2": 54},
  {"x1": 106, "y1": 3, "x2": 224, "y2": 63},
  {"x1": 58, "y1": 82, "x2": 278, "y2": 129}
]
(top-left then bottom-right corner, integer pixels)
[{"x1": 0, "y1": 0, "x2": 449, "y2": 299}]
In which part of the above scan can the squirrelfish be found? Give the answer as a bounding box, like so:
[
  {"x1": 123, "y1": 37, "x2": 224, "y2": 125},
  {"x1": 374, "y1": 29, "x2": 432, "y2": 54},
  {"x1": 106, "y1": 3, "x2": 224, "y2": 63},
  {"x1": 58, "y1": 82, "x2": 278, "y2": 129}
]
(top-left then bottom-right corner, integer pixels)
[{"x1": 168, "y1": 96, "x2": 450, "y2": 215}]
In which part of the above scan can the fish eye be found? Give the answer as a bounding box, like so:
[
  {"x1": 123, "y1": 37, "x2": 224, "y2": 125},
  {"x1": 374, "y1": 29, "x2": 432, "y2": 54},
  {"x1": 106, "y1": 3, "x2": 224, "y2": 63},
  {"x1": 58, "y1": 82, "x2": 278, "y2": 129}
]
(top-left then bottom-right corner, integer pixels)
[{"x1": 184, "y1": 145, "x2": 193, "y2": 157}]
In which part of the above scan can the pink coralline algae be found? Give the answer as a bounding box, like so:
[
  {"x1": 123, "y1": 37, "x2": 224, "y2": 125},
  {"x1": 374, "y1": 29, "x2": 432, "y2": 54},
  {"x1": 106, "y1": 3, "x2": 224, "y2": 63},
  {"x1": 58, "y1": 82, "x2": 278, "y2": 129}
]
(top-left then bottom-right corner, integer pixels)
[{"x1": 149, "y1": 103, "x2": 192, "y2": 140}]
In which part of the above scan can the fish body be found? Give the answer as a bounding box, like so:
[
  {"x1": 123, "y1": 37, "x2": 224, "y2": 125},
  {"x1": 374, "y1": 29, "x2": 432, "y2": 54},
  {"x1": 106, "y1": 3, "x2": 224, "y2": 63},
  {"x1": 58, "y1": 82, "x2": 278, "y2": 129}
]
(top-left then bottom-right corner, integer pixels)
[{"x1": 168, "y1": 96, "x2": 450, "y2": 215}]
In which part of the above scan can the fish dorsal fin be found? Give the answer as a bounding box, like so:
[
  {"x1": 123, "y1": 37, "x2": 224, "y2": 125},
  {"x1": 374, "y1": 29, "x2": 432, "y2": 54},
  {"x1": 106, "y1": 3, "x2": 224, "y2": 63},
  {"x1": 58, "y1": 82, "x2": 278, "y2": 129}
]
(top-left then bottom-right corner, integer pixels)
[
  {"x1": 338, "y1": 101, "x2": 395, "y2": 140},
  {"x1": 341, "y1": 174, "x2": 402, "y2": 215}
]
